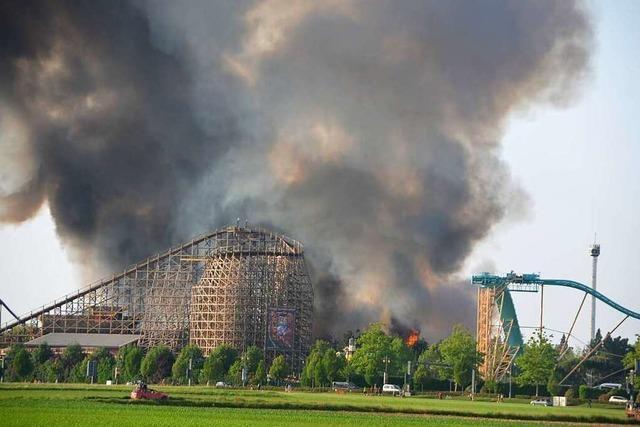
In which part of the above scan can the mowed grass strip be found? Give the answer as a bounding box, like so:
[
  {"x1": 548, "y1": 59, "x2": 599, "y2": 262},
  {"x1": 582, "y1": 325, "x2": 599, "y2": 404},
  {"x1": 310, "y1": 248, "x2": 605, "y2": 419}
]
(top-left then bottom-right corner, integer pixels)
[
  {"x1": 0, "y1": 397, "x2": 574, "y2": 427},
  {"x1": 0, "y1": 384, "x2": 634, "y2": 425}
]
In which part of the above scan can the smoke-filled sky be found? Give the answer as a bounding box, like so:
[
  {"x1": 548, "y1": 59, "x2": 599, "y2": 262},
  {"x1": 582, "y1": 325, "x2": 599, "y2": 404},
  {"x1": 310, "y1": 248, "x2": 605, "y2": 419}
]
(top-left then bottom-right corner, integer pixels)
[{"x1": 2, "y1": 0, "x2": 635, "y2": 343}]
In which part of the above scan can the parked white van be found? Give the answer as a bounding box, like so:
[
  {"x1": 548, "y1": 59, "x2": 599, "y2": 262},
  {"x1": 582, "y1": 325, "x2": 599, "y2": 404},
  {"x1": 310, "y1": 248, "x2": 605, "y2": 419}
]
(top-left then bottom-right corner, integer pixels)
[{"x1": 382, "y1": 384, "x2": 402, "y2": 396}]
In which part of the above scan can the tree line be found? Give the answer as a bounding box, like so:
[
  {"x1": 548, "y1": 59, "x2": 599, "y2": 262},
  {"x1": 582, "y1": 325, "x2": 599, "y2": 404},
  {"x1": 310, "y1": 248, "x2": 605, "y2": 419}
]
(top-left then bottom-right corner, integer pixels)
[
  {"x1": 3, "y1": 324, "x2": 638, "y2": 396},
  {"x1": 1, "y1": 342, "x2": 289, "y2": 386}
]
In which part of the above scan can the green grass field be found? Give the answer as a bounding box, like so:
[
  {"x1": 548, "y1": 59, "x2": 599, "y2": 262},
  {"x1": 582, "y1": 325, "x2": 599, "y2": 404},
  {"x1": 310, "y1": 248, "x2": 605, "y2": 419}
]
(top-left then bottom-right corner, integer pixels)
[{"x1": 0, "y1": 384, "x2": 635, "y2": 426}]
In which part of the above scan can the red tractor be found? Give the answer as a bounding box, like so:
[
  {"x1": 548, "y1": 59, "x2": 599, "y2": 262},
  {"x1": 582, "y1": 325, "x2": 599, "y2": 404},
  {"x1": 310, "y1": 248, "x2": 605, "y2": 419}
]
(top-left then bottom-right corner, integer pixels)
[
  {"x1": 130, "y1": 382, "x2": 168, "y2": 401},
  {"x1": 626, "y1": 402, "x2": 640, "y2": 421}
]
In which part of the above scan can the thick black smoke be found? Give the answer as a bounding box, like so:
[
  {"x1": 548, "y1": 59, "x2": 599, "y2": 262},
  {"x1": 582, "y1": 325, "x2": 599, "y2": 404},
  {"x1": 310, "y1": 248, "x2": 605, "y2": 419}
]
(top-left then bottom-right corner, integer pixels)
[
  {"x1": 0, "y1": 1, "x2": 240, "y2": 271},
  {"x1": 0, "y1": 0, "x2": 592, "y2": 340}
]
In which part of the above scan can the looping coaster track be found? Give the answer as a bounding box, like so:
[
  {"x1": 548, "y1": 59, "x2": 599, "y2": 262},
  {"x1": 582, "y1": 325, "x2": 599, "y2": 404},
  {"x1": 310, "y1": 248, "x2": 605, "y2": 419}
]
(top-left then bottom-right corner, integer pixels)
[{"x1": 472, "y1": 272, "x2": 640, "y2": 382}]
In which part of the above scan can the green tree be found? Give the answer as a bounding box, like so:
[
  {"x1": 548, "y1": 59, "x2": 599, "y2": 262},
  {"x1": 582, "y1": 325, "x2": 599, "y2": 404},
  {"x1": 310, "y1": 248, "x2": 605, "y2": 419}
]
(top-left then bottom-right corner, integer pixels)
[
  {"x1": 349, "y1": 324, "x2": 394, "y2": 386},
  {"x1": 585, "y1": 334, "x2": 631, "y2": 385},
  {"x1": 227, "y1": 359, "x2": 243, "y2": 385},
  {"x1": 269, "y1": 355, "x2": 287, "y2": 384},
  {"x1": 301, "y1": 340, "x2": 333, "y2": 387},
  {"x1": 32, "y1": 343, "x2": 54, "y2": 382},
  {"x1": 38, "y1": 359, "x2": 61, "y2": 383},
  {"x1": 242, "y1": 346, "x2": 263, "y2": 375},
  {"x1": 516, "y1": 333, "x2": 557, "y2": 396},
  {"x1": 556, "y1": 348, "x2": 586, "y2": 386},
  {"x1": 33, "y1": 343, "x2": 54, "y2": 365},
  {"x1": 200, "y1": 344, "x2": 238, "y2": 385},
  {"x1": 172, "y1": 345, "x2": 204, "y2": 384},
  {"x1": 418, "y1": 344, "x2": 449, "y2": 379},
  {"x1": 6, "y1": 344, "x2": 34, "y2": 381},
  {"x1": 412, "y1": 364, "x2": 429, "y2": 391},
  {"x1": 255, "y1": 359, "x2": 267, "y2": 385},
  {"x1": 209, "y1": 344, "x2": 238, "y2": 373},
  {"x1": 439, "y1": 324, "x2": 482, "y2": 391},
  {"x1": 60, "y1": 344, "x2": 84, "y2": 382},
  {"x1": 201, "y1": 354, "x2": 225, "y2": 384},
  {"x1": 623, "y1": 338, "x2": 640, "y2": 389},
  {"x1": 339, "y1": 360, "x2": 354, "y2": 383},
  {"x1": 390, "y1": 336, "x2": 412, "y2": 375},
  {"x1": 547, "y1": 372, "x2": 561, "y2": 396},
  {"x1": 95, "y1": 348, "x2": 116, "y2": 383},
  {"x1": 141, "y1": 346, "x2": 174, "y2": 383},
  {"x1": 322, "y1": 348, "x2": 344, "y2": 384},
  {"x1": 80, "y1": 348, "x2": 115, "y2": 383},
  {"x1": 483, "y1": 379, "x2": 499, "y2": 394},
  {"x1": 116, "y1": 345, "x2": 143, "y2": 383}
]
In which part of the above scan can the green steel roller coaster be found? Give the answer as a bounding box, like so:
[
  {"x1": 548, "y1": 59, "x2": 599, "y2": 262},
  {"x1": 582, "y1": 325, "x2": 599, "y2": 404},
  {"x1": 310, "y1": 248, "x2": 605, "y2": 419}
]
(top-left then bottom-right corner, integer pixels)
[{"x1": 471, "y1": 272, "x2": 640, "y2": 382}]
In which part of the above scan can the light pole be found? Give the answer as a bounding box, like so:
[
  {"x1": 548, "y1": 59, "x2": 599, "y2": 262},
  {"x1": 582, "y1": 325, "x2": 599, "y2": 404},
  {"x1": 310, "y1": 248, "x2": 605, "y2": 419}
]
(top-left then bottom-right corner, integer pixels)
[
  {"x1": 405, "y1": 361, "x2": 411, "y2": 394},
  {"x1": 187, "y1": 357, "x2": 193, "y2": 387},
  {"x1": 471, "y1": 368, "x2": 475, "y2": 397},
  {"x1": 509, "y1": 364, "x2": 512, "y2": 399},
  {"x1": 382, "y1": 356, "x2": 390, "y2": 384}
]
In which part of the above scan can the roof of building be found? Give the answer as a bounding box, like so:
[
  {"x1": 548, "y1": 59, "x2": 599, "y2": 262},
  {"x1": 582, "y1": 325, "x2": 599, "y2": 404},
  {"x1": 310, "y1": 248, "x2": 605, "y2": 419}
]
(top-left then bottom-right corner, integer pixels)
[{"x1": 25, "y1": 333, "x2": 141, "y2": 348}]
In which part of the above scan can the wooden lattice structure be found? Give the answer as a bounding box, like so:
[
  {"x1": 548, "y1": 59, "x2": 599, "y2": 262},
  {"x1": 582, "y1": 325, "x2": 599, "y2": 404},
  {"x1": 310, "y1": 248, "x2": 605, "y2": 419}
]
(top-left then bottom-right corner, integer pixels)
[
  {"x1": 476, "y1": 285, "x2": 521, "y2": 382},
  {"x1": 0, "y1": 226, "x2": 313, "y2": 371},
  {"x1": 189, "y1": 228, "x2": 312, "y2": 372}
]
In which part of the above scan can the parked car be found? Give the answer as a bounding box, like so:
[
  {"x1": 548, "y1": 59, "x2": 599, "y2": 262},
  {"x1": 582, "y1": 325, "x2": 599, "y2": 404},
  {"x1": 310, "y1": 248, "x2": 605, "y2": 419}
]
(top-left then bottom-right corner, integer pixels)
[
  {"x1": 530, "y1": 398, "x2": 551, "y2": 407},
  {"x1": 382, "y1": 384, "x2": 402, "y2": 396},
  {"x1": 609, "y1": 396, "x2": 629, "y2": 404},
  {"x1": 332, "y1": 381, "x2": 359, "y2": 392},
  {"x1": 215, "y1": 381, "x2": 229, "y2": 388}
]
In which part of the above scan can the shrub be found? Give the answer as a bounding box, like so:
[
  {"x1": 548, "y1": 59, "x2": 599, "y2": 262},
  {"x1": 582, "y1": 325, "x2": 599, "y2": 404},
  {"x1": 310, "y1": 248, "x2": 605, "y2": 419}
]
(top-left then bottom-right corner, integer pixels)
[
  {"x1": 6, "y1": 344, "x2": 34, "y2": 381},
  {"x1": 227, "y1": 359, "x2": 243, "y2": 385},
  {"x1": 141, "y1": 346, "x2": 174, "y2": 383},
  {"x1": 578, "y1": 385, "x2": 606, "y2": 400},
  {"x1": 483, "y1": 379, "x2": 498, "y2": 394},
  {"x1": 60, "y1": 344, "x2": 84, "y2": 382},
  {"x1": 116, "y1": 345, "x2": 144, "y2": 383},
  {"x1": 565, "y1": 398, "x2": 579, "y2": 406},
  {"x1": 255, "y1": 360, "x2": 267, "y2": 385},
  {"x1": 172, "y1": 345, "x2": 204, "y2": 385},
  {"x1": 201, "y1": 355, "x2": 225, "y2": 384},
  {"x1": 268, "y1": 355, "x2": 287, "y2": 385},
  {"x1": 564, "y1": 388, "x2": 576, "y2": 399}
]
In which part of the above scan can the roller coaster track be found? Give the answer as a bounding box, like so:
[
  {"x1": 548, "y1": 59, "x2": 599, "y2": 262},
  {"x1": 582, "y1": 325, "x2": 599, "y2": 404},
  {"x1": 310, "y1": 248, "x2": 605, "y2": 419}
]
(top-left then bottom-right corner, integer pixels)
[
  {"x1": 471, "y1": 272, "x2": 639, "y2": 381},
  {"x1": 0, "y1": 224, "x2": 307, "y2": 351},
  {"x1": 472, "y1": 272, "x2": 640, "y2": 320}
]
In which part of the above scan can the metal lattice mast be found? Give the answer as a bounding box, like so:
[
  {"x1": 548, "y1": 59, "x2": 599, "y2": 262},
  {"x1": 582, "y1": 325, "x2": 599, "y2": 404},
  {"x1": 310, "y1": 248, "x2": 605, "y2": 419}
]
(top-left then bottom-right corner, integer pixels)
[{"x1": 590, "y1": 243, "x2": 600, "y2": 341}]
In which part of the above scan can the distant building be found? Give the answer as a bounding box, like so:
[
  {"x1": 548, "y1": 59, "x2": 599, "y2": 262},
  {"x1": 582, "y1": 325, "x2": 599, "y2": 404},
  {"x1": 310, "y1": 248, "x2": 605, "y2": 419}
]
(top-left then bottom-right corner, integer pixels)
[{"x1": 342, "y1": 337, "x2": 357, "y2": 361}]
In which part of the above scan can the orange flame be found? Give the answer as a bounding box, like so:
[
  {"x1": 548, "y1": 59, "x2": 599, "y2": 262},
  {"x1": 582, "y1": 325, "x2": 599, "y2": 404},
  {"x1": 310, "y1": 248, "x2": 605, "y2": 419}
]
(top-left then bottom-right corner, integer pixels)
[{"x1": 405, "y1": 329, "x2": 419, "y2": 347}]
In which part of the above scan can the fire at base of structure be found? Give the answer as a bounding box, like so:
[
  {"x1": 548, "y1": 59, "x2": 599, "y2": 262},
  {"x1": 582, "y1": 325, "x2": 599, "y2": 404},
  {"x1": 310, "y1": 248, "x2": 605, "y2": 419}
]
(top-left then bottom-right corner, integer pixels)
[{"x1": 0, "y1": 226, "x2": 313, "y2": 372}]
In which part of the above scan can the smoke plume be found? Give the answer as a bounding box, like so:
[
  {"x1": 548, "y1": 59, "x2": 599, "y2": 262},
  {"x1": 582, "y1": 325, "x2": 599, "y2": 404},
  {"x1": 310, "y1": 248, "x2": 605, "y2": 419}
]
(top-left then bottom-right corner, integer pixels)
[{"x1": 0, "y1": 0, "x2": 592, "y2": 339}]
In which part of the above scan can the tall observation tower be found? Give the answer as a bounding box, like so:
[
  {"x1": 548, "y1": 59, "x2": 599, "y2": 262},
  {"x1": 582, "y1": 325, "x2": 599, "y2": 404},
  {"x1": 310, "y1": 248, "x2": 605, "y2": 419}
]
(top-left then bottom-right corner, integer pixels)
[{"x1": 589, "y1": 242, "x2": 601, "y2": 341}]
